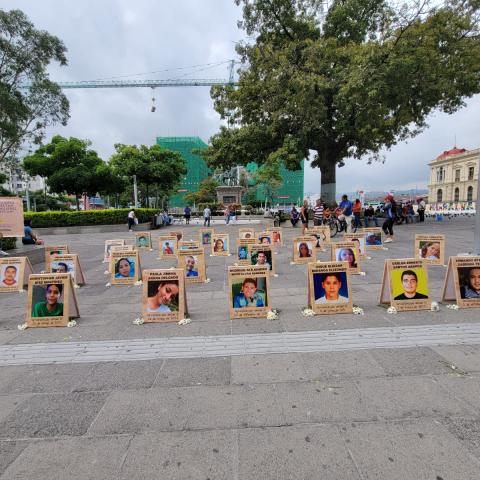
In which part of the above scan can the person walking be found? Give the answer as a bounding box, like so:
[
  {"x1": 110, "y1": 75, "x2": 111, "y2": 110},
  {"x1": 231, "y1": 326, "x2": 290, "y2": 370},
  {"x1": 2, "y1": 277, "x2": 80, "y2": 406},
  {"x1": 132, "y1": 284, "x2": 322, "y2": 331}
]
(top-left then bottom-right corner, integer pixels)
[
  {"x1": 300, "y1": 200, "x2": 309, "y2": 234},
  {"x1": 184, "y1": 205, "x2": 191, "y2": 225},
  {"x1": 203, "y1": 205, "x2": 211, "y2": 227},
  {"x1": 224, "y1": 205, "x2": 230, "y2": 225},
  {"x1": 382, "y1": 194, "x2": 397, "y2": 243},
  {"x1": 313, "y1": 198, "x2": 324, "y2": 226},
  {"x1": 338, "y1": 195, "x2": 353, "y2": 233},
  {"x1": 352, "y1": 199, "x2": 362, "y2": 229},
  {"x1": 127, "y1": 209, "x2": 136, "y2": 231},
  {"x1": 417, "y1": 197, "x2": 426, "y2": 222},
  {"x1": 290, "y1": 206, "x2": 300, "y2": 227}
]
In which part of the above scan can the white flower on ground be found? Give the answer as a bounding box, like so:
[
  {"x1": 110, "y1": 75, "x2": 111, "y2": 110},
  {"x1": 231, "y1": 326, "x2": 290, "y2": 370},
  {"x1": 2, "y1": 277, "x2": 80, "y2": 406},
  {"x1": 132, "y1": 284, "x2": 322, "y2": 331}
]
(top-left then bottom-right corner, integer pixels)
[
  {"x1": 387, "y1": 306, "x2": 397, "y2": 314},
  {"x1": 105, "y1": 282, "x2": 111, "y2": 287},
  {"x1": 17, "y1": 323, "x2": 28, "y2": 330},
  {"x1": 204, "y1": 278, "x2": 211, "y2": 283},
  {"x1": 178, "y1": 317, "x2": 192, "y2": 325},
  {"x1": 132, "y1": 318, "x2": 144, "y2": 325},
  {"x1": 359, "y1": 271, "x2": 366, "y2": 276},
  {"x1": 301, "y1": 308, "x2": 315, "y2": 317},
  {"x1": 67, "y1": 320, "x2": 77, "y2": 327},
  {"x1": 352, "y1": 306, "x2": 364, "y2": 315},
  {"x1": 134, "y1": 280, "x2": 143, "y2": 286},
  {"x1": 430, "y1": 301, "x2": 440, "y2": 312},
  {"x1": 267, "y1": 309, "x2": 279, "y2": 320},
  {"x1": 447, "y1": 304, "x2": 459, "y2": 310},
  {"x1": 104, "y1": 270, "x2": 109, "y2": 275}
]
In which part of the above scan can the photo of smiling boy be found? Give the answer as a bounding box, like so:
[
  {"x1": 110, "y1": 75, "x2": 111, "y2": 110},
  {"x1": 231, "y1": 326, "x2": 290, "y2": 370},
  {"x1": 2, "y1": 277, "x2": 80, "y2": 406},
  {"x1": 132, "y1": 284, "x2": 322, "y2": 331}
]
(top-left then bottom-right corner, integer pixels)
[{"x1": 394, "y1": 270, "x2": 428, "y2": 300}]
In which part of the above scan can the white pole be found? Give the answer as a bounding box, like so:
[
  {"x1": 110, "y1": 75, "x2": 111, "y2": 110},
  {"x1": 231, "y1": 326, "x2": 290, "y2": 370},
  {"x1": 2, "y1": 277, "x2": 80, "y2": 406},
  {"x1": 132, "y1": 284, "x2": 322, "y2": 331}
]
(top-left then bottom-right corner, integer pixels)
[
  {"x1": 474, "y1": 158, "x2": 480, "y2": 255},
  {"x1": 133, "y1": 175, "x2": 139, "y2": 208},
  {"x1": 25, "y1": 175, "x2": 31, "y2": 211}
]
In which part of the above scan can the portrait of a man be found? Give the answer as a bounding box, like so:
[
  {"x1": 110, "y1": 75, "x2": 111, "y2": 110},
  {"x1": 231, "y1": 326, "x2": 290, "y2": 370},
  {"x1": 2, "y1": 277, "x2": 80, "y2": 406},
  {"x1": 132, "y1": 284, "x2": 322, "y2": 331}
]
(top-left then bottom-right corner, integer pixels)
[
  {"x1": 460, "y1": 267, "x2": 480, "y2": 299},
  {"x1": 1, "y1": 265, "x2": 18, "y2": 287},
  {"x1": 394, "y1": 270, "x2": 428, "y2": 300},
  {"x1": 314, "y1": 272, "x2": 348, "y2": 304}
]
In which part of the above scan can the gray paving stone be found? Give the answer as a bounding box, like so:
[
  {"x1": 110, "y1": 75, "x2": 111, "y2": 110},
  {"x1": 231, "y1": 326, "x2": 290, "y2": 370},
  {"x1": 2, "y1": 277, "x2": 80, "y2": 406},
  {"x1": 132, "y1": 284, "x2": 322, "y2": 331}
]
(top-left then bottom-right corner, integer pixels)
[
  {"x1": 154, "y1": 357, "x2": 230, "y2": 387},
  {"x1": 0, "y1": 392, "x2": 110, "y2": 439},
  {"x1": 274, "y1": 380, "x2": 377, "y2": 423},
  {"x1": 0, "y1": 395, "x2": 30, "y2": 423},
  {"x1": 343, "y1": 419, "x2": 480, "y2": 480},
  {"x1": 356, "y1": 376, "x2": 476, "y2": 419},
  {"x1": 231, "y1": 353, "x2": 308, "y2": 384},
  {"x1": 440, "y1": 417, "x2": 480, "y2": 461},
  {"x1": 299, "y1": 350, "x2": 386, "y2": 380},
  {"x1": 238, "y1": 424, "x2": 361, "y2": 479},
  {"x1": 435, "y1": 375, "x2": 480, "y2": 413},
  {"x1": 433, "y1": 344, "x2": 480, "y2": 372},
  {"x1": 0, "y1": 441, "x2": 29, "y2": 477},
  {"x1": 119, "y1": 430, "x2": 235, "y2": 480},
  {"x1": 1, "y1": 435, "x2": 132, "y2": 480},
  {"x1": 369, "y1": 347, "x2": 453, "y2": 376}
]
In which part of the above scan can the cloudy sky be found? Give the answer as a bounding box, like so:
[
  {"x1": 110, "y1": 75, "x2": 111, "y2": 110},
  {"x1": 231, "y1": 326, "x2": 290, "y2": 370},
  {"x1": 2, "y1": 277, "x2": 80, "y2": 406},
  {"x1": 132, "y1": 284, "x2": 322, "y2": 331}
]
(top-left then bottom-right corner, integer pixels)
[{"x1": 6, "y1": 0, "x2": 480, "y2": 195}]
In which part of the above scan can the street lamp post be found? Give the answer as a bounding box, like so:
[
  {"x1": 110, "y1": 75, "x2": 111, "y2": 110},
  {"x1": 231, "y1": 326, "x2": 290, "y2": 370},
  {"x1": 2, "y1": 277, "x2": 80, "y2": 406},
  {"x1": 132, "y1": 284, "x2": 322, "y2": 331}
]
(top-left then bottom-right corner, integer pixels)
[
  {"x1": 474, "y1": 159, "x2": 480, "y2": 255},
  {"x1": 133, "y1": 175, "x2": 139, "y2": 208}
]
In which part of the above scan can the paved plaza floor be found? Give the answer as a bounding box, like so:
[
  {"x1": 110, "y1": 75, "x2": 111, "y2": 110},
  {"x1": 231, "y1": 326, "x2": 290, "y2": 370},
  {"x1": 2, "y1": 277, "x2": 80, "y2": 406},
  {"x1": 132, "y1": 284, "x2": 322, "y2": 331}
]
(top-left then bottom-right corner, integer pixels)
[{"x1": 1, "y1": 217, "x2": 480, "y2": 479}]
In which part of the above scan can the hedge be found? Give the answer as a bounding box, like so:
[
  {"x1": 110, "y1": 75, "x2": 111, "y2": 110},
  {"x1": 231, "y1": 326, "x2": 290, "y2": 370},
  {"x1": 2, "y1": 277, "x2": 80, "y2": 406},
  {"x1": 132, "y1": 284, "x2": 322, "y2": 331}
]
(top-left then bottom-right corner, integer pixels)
[
  {"x1": 0, "y1": 237, "x2": 17, "y2": 250},
  {"x1": 25, "y1": 208, "x2": 159, "y2": 228}
]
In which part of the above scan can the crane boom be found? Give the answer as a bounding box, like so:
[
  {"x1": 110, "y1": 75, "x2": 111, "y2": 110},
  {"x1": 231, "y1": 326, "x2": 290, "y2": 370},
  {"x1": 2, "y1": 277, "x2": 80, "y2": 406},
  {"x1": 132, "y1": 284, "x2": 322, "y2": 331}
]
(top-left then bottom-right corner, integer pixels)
[{"x1": 52, "y1": 78, "x2": 236, "y2": 89}]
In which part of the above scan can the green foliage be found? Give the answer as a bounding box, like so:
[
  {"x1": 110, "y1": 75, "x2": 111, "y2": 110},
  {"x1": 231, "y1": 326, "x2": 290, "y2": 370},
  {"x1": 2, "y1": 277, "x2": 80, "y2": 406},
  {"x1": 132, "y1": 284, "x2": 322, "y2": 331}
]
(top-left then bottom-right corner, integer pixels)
[
  {"x1": 202, "y1": 0, "x2": 480, "y2": 201},
  {"x1": 24, "y1": 208, "x2": 158, "y2": 228},
  {"x1": 184, "y1": 177, "x2": 219, "y2": 205},
  {"x1": 0, "y1": 9, "x2": 69, "y2": 162},
  {"x1": 0, "y1": 236, "x2": 16, "y2": 250},
  {"x1": 109, "y1": 144, "x2": 187, "y2": 207},
  {"x1": 23, "y1": 135, "x2": 112, "y2": 208},
  {"x1": 253, "y1": 161, "x2": 283, "y2": 205}
]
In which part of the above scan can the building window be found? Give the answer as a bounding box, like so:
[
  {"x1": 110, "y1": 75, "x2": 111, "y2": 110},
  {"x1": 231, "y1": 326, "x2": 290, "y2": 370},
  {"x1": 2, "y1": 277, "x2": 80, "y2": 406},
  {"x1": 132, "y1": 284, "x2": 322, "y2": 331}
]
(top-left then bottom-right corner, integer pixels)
[
  {"x1": 467, "y1": 186, "x2": 473, "y2": 203},
  {"x1": 468, "y1": 166, "x2": 475, "y2": 180},
  {"x1": 455, "y1": 169, "x2": 460, "y2": 182},
  {"x1": 437, "y1": 189, "x2": 443, "y2": 203},
  {"x1": 454, "y1": 187, "x2": 460, "y2": 202},
  {"x1": 436, "y1": 167, "x2": 444, "y2": 182}
]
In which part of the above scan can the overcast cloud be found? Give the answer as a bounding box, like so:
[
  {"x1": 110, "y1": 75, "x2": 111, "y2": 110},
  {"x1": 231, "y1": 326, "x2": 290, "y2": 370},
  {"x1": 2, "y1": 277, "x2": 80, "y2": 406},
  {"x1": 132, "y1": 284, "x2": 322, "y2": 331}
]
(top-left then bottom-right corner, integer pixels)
[{"x1": 5, "y1": 0, "x2": 480, "y2": 195}]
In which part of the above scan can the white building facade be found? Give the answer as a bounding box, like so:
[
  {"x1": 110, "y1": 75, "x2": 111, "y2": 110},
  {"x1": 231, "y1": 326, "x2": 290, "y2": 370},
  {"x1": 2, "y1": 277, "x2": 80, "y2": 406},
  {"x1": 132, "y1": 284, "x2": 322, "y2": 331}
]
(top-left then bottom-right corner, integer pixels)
[{"x1": 428, "y1": 147, "x2": 478, "y2": 205}]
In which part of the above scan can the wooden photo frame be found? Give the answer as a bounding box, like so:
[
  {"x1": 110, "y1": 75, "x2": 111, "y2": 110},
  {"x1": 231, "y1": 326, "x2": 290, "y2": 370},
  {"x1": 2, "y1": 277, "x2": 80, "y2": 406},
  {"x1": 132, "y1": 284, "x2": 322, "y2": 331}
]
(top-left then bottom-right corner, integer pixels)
[
  {"x1": 306, "y1": 226, "x2": 330, "y2": 249},
  {"x1": 169, "y1": 230, "x2": 183, "y2": 242},
  {"x1": 414, "y1": 234, "x2": 445, "y2": 266},
  {"x1": 239, "y1": 228, "x2": 255, "y2": 240},
  {"x1": 236, "y1": 238, "x2": 256, "y2": 265},
  {"x1": 47, "y1": 253, "x2": 86, "y2": 286},
  {"x1": 199, "y1": 228, "x2": 214, "y2": 247},
  {"x1": 45, "y1": 245, "x2": 70, "y2": 265},
  {"x1": 442, "y1": 256, "x2": 480, "y2": 308},
  {"x1": 292, "y1": 236, "x2": 317, "y2": 264},
  {"x1": 379, "y1": 259, "x2": 430, "y2": 311},
  {"x1": 267, "y1": 227, "x2": 283, "y2": 246},
  {"x1": 257, "y1": 232, "x2": 273, "y2": 246},
  {"x1": 0, "y1": 197, "x2": 24, "y2": 237},
  {"x1": 158, "y1": 236, "x2": 177, "y2": 259},
  {"x1": 26, "y1": 273, "x2": 79, "y2": 328},
  {"x1": 228, "y1": 265, "x2": 271, "y2": 319},
  {"x1": 250, "y1": 244, "x2": 276, "y2": 275},
  {"x1": 110, "y1": 251, "x2": 141, "y2": 285},
  {"x1": 178, "y1": 240, "x2": 201, "y2": 251},
  {"x1": 308, "y1": 261, "x2": 353, "y2": 314},
  {"x1": 177, "y1": 248, "x2": 206, "y2": 283},
  {"x1": 330, "y1": 241, "x2": 361, "y2": 274},
  {"x1": 142, "y1": 269, "x2": 187, "y2": 323},
  {"x1": 364, "y1": 228, "x2": 383, "y2": 250},
  {"x1": 103, "y1": 239, "x2": 125, "y2": 263},
  {"x1": 212, "y1": 233, "x2": 230, "y2": 256},
  {"x1": 0, "y1": 257, "x2": 33, "y2": 293},
  {"x1": 344, "y1": 233, "x2": 367, "y2": 260},
  {"x1": 135, "y1": 232, "x2": 152, "y2": 249}
]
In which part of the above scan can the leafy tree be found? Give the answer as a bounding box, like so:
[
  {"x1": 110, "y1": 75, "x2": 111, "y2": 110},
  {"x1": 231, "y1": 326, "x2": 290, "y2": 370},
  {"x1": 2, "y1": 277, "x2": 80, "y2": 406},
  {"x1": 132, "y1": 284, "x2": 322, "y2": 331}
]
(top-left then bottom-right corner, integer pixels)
[
  {"x1": 0, "y1": 9, "x2": 69, "y2": 163},
  {"x1": 109, "y1": 144, "x2": 186, "y2": 207},
  {"x1": 199, "y1": 0, "x2": 480, "y2": 202},
  {"x1": 23, "y1": 135, "x2": 105, "y2": 209},
  {"x1": 184, "y1": 177, "x2": 219, "y2": 205},
  {"x1": 252, "y1": 161, "x2": 283, "y2": 206}
]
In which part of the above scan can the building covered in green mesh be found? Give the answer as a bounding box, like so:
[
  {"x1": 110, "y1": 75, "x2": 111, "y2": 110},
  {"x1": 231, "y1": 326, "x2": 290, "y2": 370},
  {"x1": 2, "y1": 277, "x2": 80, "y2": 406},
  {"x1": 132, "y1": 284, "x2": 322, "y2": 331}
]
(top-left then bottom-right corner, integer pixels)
[
  {"x1": 156, "y1": 136, "x2": 210, "y2": 208},
  {"x1": 157, "y1": 136, "x2": 304, "y2": 207}
]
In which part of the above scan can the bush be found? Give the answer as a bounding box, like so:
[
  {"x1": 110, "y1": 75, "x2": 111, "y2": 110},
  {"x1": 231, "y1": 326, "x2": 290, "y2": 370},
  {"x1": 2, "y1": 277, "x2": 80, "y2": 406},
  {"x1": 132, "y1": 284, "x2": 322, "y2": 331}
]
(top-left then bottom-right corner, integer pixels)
[
  {"x1": 0, "y1": 237, "x2": 17, "y2": 250},
  {"x1": 25, "y1": 208, "x2": 158, "y2": 228}
]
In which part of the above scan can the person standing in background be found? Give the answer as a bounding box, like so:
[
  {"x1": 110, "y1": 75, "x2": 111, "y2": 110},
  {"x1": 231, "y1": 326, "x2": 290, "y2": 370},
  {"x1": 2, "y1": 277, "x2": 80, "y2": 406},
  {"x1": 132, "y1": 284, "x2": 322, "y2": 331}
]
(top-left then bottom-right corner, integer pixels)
[
  {"x1": 313, "y1": 198, "x2": 324, "y2": 226},
  {"x1": 383, "y1": 194, "x2": 397, "y2": 243},
  {"x1": 127, "y1": 209, "x2": 136, "y2": 231},
  {"x1": 184, "y1": 205, "x2": 191, "y2": 225},
  {"x1": 203, "y1": 205, "x2": 211, "y2": 227},
  {"x1": 417, "y1": 198, "x2": 426, "y2": 222},
  {"x1": 300, "y1": 200, "x2": 309, "y2": 234},
  {"x1": 352, "y1": 199, "x2": 362, "y2": 229}
]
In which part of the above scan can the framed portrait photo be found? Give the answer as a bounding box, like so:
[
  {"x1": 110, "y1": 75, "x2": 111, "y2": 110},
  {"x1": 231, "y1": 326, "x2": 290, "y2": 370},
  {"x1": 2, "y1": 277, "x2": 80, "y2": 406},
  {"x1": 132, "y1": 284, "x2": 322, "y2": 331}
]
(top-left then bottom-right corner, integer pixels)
[
  {"x1": 26, "y1": 273, "x2": 79, "y2": 328},
  {"x1": 47, "y1": 254, "x2": 85, "y2": 286},
  {"x1": 364, "y1": 228, "x2": 383, "y2": 250},
  {"x1": 158, "y1": 236, "x2": 177, "y2": 259},
  {"x1": 344, "y1": 233, "x2": 367, "y2": 260},
  {"x1": 110, "y1": 251, "x2": 141, "y2": 285},
  {"x1": 442, "y1": 256, "x2": 480, "y2": 309},
  {"x1": 103, "y1": 239, "x2": 125, "y2": 263},
  {"x1": 267, "y1": 228, "x2": 283, "y2": 246},
  {"x1": 415, "y1": 234, "x2": 445, "y2": 266},
  {"x1": 306, "y1": 226, "x2": 330, "y2": 250},
  {"x1": 135, "y1": 232, "x2": 152, "y2": 249},
  {"x1": 45, "y1": 245, "x2": 70, "y2": 265},
  {"x1": 0, "y1": 257, "x2": 33, "y2": 293},
  {"x1": 211, "y1": 233, "x2": 230, "y2": 256},
  {"x1": 142, "y1": 269, "x2": 187, "y2": 323},
  {"x1": 228, "y1": 265, "x2": 271, "y2": 319},
  {"x1": 292, "y1": 236, "x2": 316, "y2": 264},
  {"x1": 331, "y1": 241, "x2": 361, "y2": 275},
  {"x1": 239, "y1": 228, "x2": 255, "y2": 240},
  {"x1": 250, "y1": 244, "x2": 275, "y2": 275},
  {"x1": 177, "y1": 248, "x2": 206, "y2": 283},
  {"x1": 199, "y1": 228, "x2": 214, "y2": 247},
  {"x1": 236, "y1": 238, "x2": 255, "y2": 265},
  {"x1": 379, "y1": 259, "x2": 430, "y2": 311},
  {"x1": 308, "y1": 261, "x2": 353, "y2": 314}
]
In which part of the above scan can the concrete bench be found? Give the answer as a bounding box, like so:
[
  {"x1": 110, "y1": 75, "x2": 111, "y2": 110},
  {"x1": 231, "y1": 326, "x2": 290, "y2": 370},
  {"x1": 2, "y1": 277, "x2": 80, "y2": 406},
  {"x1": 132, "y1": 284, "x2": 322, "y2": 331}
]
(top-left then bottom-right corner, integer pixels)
[{"x1": 7, "y1": 244, "x2": 45, "y2": 266}]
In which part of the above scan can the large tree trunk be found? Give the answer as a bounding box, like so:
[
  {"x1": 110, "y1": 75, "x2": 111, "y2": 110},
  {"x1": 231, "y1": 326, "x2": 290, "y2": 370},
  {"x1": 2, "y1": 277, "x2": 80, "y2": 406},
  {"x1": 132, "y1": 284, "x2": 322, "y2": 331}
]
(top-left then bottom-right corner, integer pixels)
[{"x1": 319, "y1": 161, "x2": 336, "y2": 205}]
